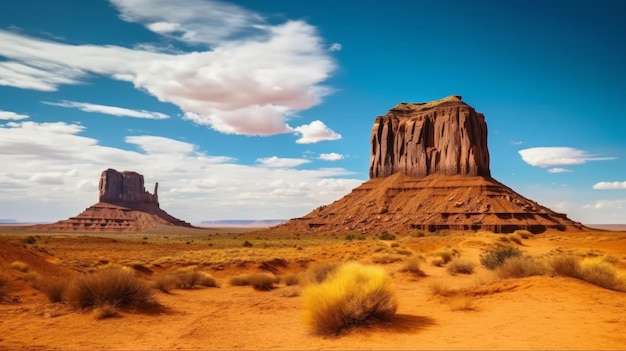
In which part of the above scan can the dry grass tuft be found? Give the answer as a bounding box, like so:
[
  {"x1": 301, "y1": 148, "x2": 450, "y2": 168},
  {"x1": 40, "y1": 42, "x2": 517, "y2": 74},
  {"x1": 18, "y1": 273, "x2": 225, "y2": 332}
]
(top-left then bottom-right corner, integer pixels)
[
  {"x1": 428, "y1": 280, "x2": 452, "y2": 297},
  {"x1": 550, "y1": 255, "x2": 626, "y2": 292},
  {"x1": 229, "y1": 274, "x2": 250, "y2": 287},
  {"x1": 65, "y1": 266, "x2": 156, "y2": 310},
  {"x1": 154, "y1": 266, "x2": 218, "y2": 292},
  {"x1": 305, "y1": 262, "x2": 339, "y2": 284},
  {"x1": 303, "y1": 262, "x2": 398, "y2": 335},
  {"x1": 92, "y1": 302, "x2": 119, "y2": 320},
  {"x1": 371, "y1": 253, "x2": 404, "y2": 264},
  {"x1": 496, "y1": 256, "x2": 548, "y2": 279},
  {"x1": 282, "y1": 273, "x2": 301, "y2": 286},
  {"x1": 274, "y1": 286, "x2": 301, "y2": 298},
  {"x1": 446, "y1": 259, "x2": 475, "y2": 275},
  {"x1": 430, "y1": 247, "x2": 460, "y2": 266},
  {"x1": 33, "y1": 276, "x2": 67, "y2": 302},
  {"x1": 399, "y1": 257, "x2": 426, "y2": 276},
  {"x1": 480, "y1": 245, "x2": 522, "y2": 270},
  {"x1": 448, "y1": 294, "x2": 477, "y2": 311},
  {"x1": 9, "y1": 261, "x2": 29, "y2": 273},
  {"x1": 248, "y1": 273, "x2": 277, "y2": 291}
]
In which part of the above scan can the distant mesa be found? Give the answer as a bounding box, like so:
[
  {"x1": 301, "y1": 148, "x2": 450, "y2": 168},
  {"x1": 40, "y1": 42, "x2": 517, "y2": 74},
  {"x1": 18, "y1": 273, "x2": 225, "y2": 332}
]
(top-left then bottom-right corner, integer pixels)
[
  {"x1": 266, "y1": 95, "x2": 586, "y2": 234},
  {"x1": 200, "y1": 220, "x2": 287, "y2": 227},
  {"x1": 32, "y1": 168, "x2": 192, "y2": 231}
]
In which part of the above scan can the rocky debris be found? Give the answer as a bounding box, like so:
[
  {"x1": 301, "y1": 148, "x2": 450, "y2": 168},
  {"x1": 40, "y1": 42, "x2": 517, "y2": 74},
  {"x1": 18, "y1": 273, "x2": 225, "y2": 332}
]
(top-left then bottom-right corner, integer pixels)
[
  {"x1": 99, "y1": 168, "x2": 159, "y2": 206},
  {"x1": 261, "y1": 96, "x2": 585, "y2": 235},
  {"x1": 32, "y1": 169, "x2": 191, "y2": 232},
  {"x1": 370, "y1": 95, "x2": 490, "y2": 179}
]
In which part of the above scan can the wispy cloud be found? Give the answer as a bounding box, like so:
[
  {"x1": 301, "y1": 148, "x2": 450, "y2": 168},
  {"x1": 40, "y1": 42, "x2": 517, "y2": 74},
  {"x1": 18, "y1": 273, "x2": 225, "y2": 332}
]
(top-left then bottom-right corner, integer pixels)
[
  {"x1": 0, "y1": 110, "x2": 29, "y2": 120},
  {"x1": 44, "y1": 100, "x2": 169, "y2": 119},
  {"x1": 584, "y1": 200, "x2": 626, "y2": 209},
  {"x1": 329, "y1": 43, "x2": 342, "y2": 52},
  {"x1": 293, "y1": 120, "x2": 341, "y2": 144},
  {"x1": 510, "y1": 140, "x2": 522, "y2": 145},
  {"x1": 319, "y1": 152, "x2": 344, "y2": 161},
  {"x1": 0, "y1": 0, "x2": 337, "y2": 141},
  {"x1": 256, "y1": 156, "x2": 311, "y2": 168},
  {"x1": 592, "y1": 181, "x2": 626, "y2": 190},
  {"x1": 518, "y1": 147, "x2": 615, "y2": 168},
  {"x1": 548, "y1": 167, "x2": 572, "y2": 173}
]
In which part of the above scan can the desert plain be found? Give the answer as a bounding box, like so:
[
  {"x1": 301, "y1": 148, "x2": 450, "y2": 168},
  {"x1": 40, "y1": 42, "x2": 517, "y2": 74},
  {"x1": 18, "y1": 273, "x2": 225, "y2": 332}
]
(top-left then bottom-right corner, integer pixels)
[{"x1": 1, "y1": 224, "x2": 625, "y2": 350}]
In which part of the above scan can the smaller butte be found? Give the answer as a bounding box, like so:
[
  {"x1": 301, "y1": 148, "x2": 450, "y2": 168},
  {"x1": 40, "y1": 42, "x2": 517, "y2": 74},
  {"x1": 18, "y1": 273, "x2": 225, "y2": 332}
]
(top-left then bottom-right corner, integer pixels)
[{"x1": 32, "y1": 168, "x2": 191, "y2": 231}]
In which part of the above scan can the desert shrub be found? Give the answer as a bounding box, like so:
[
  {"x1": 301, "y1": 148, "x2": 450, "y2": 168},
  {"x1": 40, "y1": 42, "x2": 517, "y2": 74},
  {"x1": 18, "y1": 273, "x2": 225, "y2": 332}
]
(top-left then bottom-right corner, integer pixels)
[
  {"x1": 446, "y1": 259, "x2": 475, "y2": 275},
  {"x1": 229, "y1": 274, "x2": 251, "y2": 286},
  {"x1": 247, "y1": 273, "x2": 277, "y2": 291},
  {"x1": 282, "y1": 273, "x2": 301, "y2": 286},
  {"x1": 9, "y1": 261, "x2": 29, "y2": 273},
  {"x1": 33, "y1": 276, "x2": 67, "y2": 302},
  {"x1": 551, "y1": 256, "x2": 583, "y2": 279},
  {"x1": 306, "y1": 262, "x2": 339, "y2": 284},
  {"x1": 64, "y1": 266, "x2": 156, "y2": 309},
  {"x1": 496, "y1": 256, "x2": 548, "y2": 279},
  {"x1": 513, "y1": 230, "x2": 532, "y2": 239},
  {"x1": 448, "y1": 294, "x2": 476, "y2": 311},
  {"x1": 498, "y1": 236, "x2": 510, "y2": 243},
  {"x1": 508, "y1": 234, "x2": 523, "y2": 245},
  {"x1": 378, "y1": 231, "x2": 396, "y2": 241},
  {"x1": 22, "y1": 236, "x2": 37, "y2": 245},
  {"x1": 428, "y1": 280, "x2": 452, "y2": 296},
  {"x1": 578, "y1": 258, "x2": 626, "y2": 292},
  {"x1": 92, "y1": 302, "x2": 119, "y2": 320},
  {"x1": 432, "y1": 247, "x2": 459, "y2": 265},
  {"x1": 170, "y1": 267, "x2": 217, "y2": 289},
  {"x1": 242, "y1": 240, "x2": 253, "y2": 248},
  {"x1": 371, "y1": 253, "x2": 403, "y2": 264},
  {"x1": 153, "y1": 273, "x2": 177, "y2": 293},
  {"x1": 399, "y1": 257, "x2": 426, "y2": 276},
  {"x1": 480, "y1": 246, "x2": 522, "y2": 270},
  {"x1": 431, "y1": 257, "x2": 446, "y2": 267},
  {"x1": 303, "y1": 262, "x2": 398, "y2": 335}
]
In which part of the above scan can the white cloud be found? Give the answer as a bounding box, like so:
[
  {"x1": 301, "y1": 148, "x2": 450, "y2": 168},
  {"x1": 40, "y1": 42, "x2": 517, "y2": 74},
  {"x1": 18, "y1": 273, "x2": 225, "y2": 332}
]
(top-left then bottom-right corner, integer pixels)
[
  {"x1": 329, "y1": 43, "x2": 342, "y2": 52},
  {"x1": 510, "y1": 140, "x2": 522, "y2": 145},
  {"x1": 0, "y1": 121, "x2": 362, "y2": 222},
  {"x1": 592, "y1": 181, "x2": 626, "y2": 190},
  {"x1": 44, "y1": 100, "x2": 169, "y2": 119},
  {"x1": 0, "y1": 1, "x2": 336, "y2": 139},
  {"x1": 293, "y1": 120, "x2": 341, "y2": 144},
  {"x1": 548, "y1": 167, "x2": 572, "y2": 173},
  {"x1": 0, "y1": 110, "x2": 29, "y2": 120},
  {"x1": 256, "y1": 156, "x2": 311, "y2": 168},
  {"x1": 319, "y1": 152, "x2": 344, "y2": 161},
  {"x1": 518, "y1": 147, "x2": 615, "y2": 168},
  {"x1": 584, "y1": 200, "x2": 626, "y2": 209}
]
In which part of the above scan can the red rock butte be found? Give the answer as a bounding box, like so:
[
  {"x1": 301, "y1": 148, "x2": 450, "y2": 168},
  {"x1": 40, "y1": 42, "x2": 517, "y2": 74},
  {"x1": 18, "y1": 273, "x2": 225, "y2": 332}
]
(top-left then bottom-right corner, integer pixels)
[
  {"x1": 267, "y1": 96, "x2": 585, "y2": 234},
  {"x1": 32, "y1": 169, "x2": 191, "y2": 231}
]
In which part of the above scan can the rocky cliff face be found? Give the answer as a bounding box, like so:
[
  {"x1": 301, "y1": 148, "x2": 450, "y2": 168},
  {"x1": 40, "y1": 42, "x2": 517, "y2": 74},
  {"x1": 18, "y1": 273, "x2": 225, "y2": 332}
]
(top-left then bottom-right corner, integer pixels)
[
  {"x1": 369, "y1": 95, "x2": 490, "y2": 179},
  {"x1": 99, "y1": 169, "x2": 159, "y2": 206}
]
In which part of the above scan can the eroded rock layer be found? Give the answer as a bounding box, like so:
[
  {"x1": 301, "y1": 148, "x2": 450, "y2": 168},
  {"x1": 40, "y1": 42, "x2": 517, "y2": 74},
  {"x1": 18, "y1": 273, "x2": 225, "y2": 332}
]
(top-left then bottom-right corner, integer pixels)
[
  {"x1": 266, "y1": 172, "x2": 585, "y2": 235},
  {"x1": 33, "y1": 169, "x2": 191, "y2": 232},
  {"x1": 370, "y1": 95, "x2": 490, "y2": 179}
]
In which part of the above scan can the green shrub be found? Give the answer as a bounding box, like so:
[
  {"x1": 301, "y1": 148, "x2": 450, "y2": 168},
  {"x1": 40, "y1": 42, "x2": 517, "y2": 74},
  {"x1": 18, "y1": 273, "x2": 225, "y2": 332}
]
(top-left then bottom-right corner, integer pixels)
[
  {"x1": 378, "y1": 231, "x2": 396, "y2": 241},
  {"x1": 496, "y1": 256, "x2": 548, "y2": 279},
  {"x1": 303, "y1": 263, "x2": 398, "y2": 335},
  {"x1": 64, "y1": 266, "x2": 156, "y2": 309},
  {"x1": 446, "y1": 259, "x2": 475, "y2": 275},
  {"x1": 480, "y1": 246, "x2": 522, "y2": 270}
]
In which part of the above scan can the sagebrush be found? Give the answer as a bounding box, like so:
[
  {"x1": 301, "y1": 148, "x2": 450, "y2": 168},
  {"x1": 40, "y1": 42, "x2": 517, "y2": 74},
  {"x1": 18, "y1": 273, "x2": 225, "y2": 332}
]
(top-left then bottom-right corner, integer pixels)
[
  {"x1": 480, "y1": 246, "x2": 522, "y2": 270},
  {"x1": 303, "y1": 262, "x2": 398, "y2": 335}
]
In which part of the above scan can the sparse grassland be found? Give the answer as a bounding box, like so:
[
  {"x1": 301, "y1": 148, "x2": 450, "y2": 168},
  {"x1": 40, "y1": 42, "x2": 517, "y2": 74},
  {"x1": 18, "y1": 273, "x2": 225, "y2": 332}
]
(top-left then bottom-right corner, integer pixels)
[{"x1": 303, "y1": 262, "x2": 398, "y2": 335}]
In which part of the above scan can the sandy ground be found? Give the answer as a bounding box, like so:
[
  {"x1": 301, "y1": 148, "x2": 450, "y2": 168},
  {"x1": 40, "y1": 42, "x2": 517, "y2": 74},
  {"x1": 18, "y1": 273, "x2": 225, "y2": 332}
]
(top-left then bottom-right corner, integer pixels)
[{"x1": 1, "y1": 227, "x2": 625, "y2": 350}]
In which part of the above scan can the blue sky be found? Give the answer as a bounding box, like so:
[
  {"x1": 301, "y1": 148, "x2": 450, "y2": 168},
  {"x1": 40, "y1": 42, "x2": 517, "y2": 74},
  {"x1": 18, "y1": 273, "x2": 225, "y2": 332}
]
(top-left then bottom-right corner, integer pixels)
[{"x1": 1, "y1": 0, "x2": 625, "y2": 224}]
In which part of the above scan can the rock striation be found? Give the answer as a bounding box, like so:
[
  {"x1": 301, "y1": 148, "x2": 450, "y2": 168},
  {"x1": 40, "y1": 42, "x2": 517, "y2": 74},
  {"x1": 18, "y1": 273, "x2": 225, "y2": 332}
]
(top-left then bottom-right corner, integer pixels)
[
  {"x1": 263, "y1": 96, "x2": 586, "y2": 235},
  {"x1": 370, "y1": 95, "x2": 490, "y2": 179},
  {"x1": 33, "y1": 169, "x2": 191, "y2": 232}
]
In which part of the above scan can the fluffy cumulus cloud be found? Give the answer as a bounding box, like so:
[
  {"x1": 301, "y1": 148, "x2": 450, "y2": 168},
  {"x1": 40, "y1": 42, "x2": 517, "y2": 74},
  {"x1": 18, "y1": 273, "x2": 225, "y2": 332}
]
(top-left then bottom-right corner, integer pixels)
[
  {"x1": 0, "y1": 120, "x2": 362, "y2": 222},
  {"x1": 592, "y1": 181, "x2": 626, "y2": 190},
  {"x1": 518, "y1": 147, "x2": 615, "y2": 168},
  {"x1": 0, "y1": 0, "x2": 340, "y2": 141},
  {"x1": 319, "y1": 152, "x2": 344, "y2": 161},
  {"x1": 44, "y1": 101, "x2": 169, "y2": 119},
  {"x1": 293, "y1": 120, "x2": 341, "y2": 144},
  {"x1": 0, "y1": 110, "x2": 29, "y2": 120}
]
